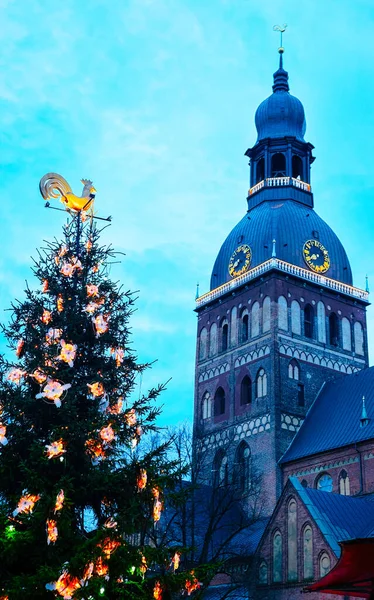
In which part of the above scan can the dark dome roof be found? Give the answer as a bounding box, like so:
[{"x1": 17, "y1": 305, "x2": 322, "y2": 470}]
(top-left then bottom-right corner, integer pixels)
[
  {"x1": 210, "y1": 200, "x2": 352, "y2": 290},
  {"x1": 255, "y1": 60, "x2": 306, "y2": 142}
]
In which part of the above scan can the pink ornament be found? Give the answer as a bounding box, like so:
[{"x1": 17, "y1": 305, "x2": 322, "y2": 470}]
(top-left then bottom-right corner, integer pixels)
[
  {"x1": 7, "y1": 368, "x2": 26, "y2": 385},
  {"x1": 93, "y1": 314, "x2": 109, "y2": 337},
  {"x1": 0, "y1": 424, "x2": 8, "y2": 446},
  {"x1": 58, "y1": 340, "x2": 77, "y2": 367},
  {"x1": 36, "y1": 379, "x2": 71, "y2": 408}
]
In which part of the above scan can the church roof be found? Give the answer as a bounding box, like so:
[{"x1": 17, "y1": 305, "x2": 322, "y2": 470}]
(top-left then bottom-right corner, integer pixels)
[
  {"x1": 281, "y1": 368, "x2": 374, "y2": 464},
  {"x1": 210, "y1": 199, "x2": 352, "y2": 289}
]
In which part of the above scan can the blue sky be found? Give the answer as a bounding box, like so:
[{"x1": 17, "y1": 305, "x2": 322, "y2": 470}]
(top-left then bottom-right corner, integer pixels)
[{"x1": 1, "y1": 0, "x2": 374, "y2": 426}]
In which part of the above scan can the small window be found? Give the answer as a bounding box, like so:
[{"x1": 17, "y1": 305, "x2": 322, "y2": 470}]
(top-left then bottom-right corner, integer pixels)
[
  {"x1": 258, "y1": 560, "x2": 268, "y2": 585},
  {"x1": 316, "y1": 473, "x2": 333, "y2": 492},
  {"x1": 292, "y1": 155, "x2": 303, "y2": 180},
  {"x1": 242, "y1": 313, "x2": 249, "y2": 342},
  {"x1": 303, "y1": 525, "x2": 313, "y2": 580},
  {"x1": 329, "y1": 313, "x2": 339, "y2": 347},
  {"x1": 214, "y1": 387, "x2": 225, "y2": 416},
  {"x1": 221, "y1": 323, "x2": 228, "y2": 352},
  {"x1": 201, "y1": 392, "x2": 211, "y2": 420},
  {"x1": 273, "y1": 531, "x2": 283, "y2": 583},
  {"x1": 271, "y1": 153, "x2": 286, "y2": 177},
  {"x1": 256, "y1": 368, "x2": 267, "y2": 398},
  {"x1": 301, "y1": 479, "x2": 308, "y2": 488},
  {"x1": 339, "y1": 470, "x2": 350, "y2": 496},
  {"x1": 256, "y1": 157, "x2": 265, "y2": 183},
  {"x1": 213, "y1": 451, "x2": 228, "y2": 488},
  {"x1": 319, "y1": 552, "x2": 331, "y2": 577},
  {"x1": 304, "y1": 304, "x2": 314, "y2": 339},
  {"x1": 235, "y1": 442, "x2": 251, "y2": 493},
  {"x1": 298, "y1": 383, "x2": 305, "y2": 407},
  {"x1": 240, "y1": 375, "x2": 252, "y2": 406},
  {"x1": 288, "y1": 359, "x2": 300, "y2": 380}
]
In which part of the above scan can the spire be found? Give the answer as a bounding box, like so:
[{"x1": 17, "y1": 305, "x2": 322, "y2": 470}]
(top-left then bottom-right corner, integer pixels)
[
  {"x1": 272, "y1": 24, "x2": 289, "y2": 93},
  {"x1": 366, "y1": 274, "x2": 370, "y2": 293},
  {"x1": 360, "y1": 395, "x2": 370, "y2": 428},
  {"x1": 195, "y1": 282, "x2": 200, "y2": 300}
]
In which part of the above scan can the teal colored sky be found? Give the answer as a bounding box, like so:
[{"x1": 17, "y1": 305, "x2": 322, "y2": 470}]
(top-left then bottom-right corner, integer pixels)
[{"x1": 1, "y1": 0, "x2": 374, "y2": 426}]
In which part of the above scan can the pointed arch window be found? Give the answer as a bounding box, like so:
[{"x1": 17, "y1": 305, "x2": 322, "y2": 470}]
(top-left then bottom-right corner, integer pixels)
[
  {"x1": 329, "y1": 312, "x2": 339, "y2": 347},
  {"x1": 271, "y1": 153, "x2": 286, "y2": 177},
  {"x1": 287, "y1": 499, "x2": 297, "y2": 581},
  {"x1": 240, "y1": 375, "x2": 252, "y2": 406},
  {"x1": 230, "y1": 307, "x2": 237, "y2": 347},
  {"x1": 221, "y1": 320, "x2": 229, "y2": 352},
  {"x1": 339, "y1": 470, "x2": 350, "y2": 496},
  {"x1": 319, "y1": 552, "x2": 331, "y2": 577},
  {"x1": 235, "y1": 442, "x2": 251, "y2": 493},
  {"x1": 241, "y1": 311, "x2": 249, "y2": 343},
  {"x1": 304, "y1": 304, "x2": 314, "y2": 339},
  {"x1": 317, "y1": 301, "x2": 326, "y2": 343},
  {"x1": 214, "y1": 387, "x2": 225, "y2": 416},
  {"x1": 258, "y1": 560, "x2": 268, "y2": 585},
  {"x1": 251, "y1": 301, "x2": 260, "y2": 338},
  {"x1": 262, "y1": 296, "x2": 271, "y2": 332},
  {"x1": 291, "y1": 300, "x2": 301, "y2": 335},
  {"x1": 199, "y1": 327, "x2": 208, "y2": 361},
  {"x1": 342, "y1": 317, "x2": 352, "y2": 351},
  {"x1": 278, "y1": 296, "x2": 288, "y2": 331},
  {"x1": 213, "y1": 450, "x2": 228, "y2": 488},
  {"x1": 256, "y1": 368, "x2": 267, "y2": 398},
  {"x1": 201, "y1": 392, "x2": 211, "y2": 420},
  {"x1": 273, "y1": 531, "x2": 283, "y2": 583},
  {"x1": 354, "y1": 322, "x2": 364, "y2": 355},
  {"x1": 288, "y1": 359, "x2": 300, "y2": 380},
  {"x1": 303, "y1": 525, "x2": 313, "y2": 580},
  {"x1": 209, "y1": 322, "x2": 218, "y2": 357}
]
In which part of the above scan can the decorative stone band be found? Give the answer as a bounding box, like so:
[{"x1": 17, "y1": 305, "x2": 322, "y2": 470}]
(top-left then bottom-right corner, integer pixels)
[
  {"x1": 198, "y1": 362, "x2": 230, "y2": 383},
  {"x1": 196, "y1": 258, "x2": 368, "y2": 308},
  {"x1": 249, "y1": 176, "x2": 311, "y2": 196},
  {"x1": 281, "y1": 413, "x2": 304, "y2": 433},
  {"x1": 291, "y1": 455, "x2": 359, "y2": 478},
  {"x1": 279, "y1": 343, "x2": 362, "y2": 374},
  {"x1": 198, "y1": 413, "x2": 271, "y2": 450}
]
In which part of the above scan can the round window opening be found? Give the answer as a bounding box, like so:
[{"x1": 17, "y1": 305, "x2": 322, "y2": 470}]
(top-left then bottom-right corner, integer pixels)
[{"x1": 317, "y1": 473, "x2": 333, "y2": 492}]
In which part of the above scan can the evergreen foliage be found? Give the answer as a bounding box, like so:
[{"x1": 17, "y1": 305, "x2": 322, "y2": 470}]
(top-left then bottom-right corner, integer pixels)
[{"x1": 0, "y1": 215, "x2": 195, "y2": 599}]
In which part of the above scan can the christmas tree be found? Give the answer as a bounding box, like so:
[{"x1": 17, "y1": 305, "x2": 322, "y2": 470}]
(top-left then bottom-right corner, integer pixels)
[{"x1": 0, "y1": 175, "x2": 199, "y2": 599}]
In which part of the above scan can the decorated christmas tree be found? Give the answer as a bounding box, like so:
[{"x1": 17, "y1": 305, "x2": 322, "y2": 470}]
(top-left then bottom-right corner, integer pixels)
[{"x1": 0, "y1": 174, "x2": 199, "y2": 599}]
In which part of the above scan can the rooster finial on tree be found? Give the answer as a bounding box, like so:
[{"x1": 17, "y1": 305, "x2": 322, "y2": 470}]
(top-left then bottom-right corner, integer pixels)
[{"x1": 39, "y1": 173, "x2": 96, "y2": 213}]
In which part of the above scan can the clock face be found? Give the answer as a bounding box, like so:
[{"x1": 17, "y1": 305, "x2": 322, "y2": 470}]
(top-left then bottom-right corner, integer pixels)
[
  {"x1": 303, "y1": 240, "x2": 330, "y2": 274},
  {"x1": 228, "y1": 245, "x2": 252, "y2": 278}
]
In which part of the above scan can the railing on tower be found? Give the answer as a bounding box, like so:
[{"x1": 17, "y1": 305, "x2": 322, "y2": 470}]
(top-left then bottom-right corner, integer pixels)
[
  {"x1": 196, "y1": 258, "x2": 369, "y2": 308},
  {"x1": 248, "y1": 177, "x2": 311, "y2": 196}
]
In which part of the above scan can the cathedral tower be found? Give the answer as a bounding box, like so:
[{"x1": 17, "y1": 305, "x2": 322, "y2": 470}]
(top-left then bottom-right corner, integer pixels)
[{"x1": 193, "y1": 50, "x2": 369, "y2": 515}]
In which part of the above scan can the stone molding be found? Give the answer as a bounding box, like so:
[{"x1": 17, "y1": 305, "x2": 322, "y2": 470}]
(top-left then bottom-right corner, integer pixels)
[
  {"x1": 199, "y1": 413, "x2": 271, "y2": 449},
  {"x1": 279, "y1": 341, "x2": 361, "y2": 374}
]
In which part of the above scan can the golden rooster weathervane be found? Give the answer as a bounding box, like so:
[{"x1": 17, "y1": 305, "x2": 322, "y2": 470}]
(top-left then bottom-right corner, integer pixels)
[{"x1": 39, "y1": 173, "x2": 96, "y2": 213}]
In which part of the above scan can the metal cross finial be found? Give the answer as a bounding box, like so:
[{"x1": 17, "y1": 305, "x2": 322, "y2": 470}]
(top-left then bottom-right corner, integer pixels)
[{"x1": 273, "y1": 24, "x2": 287, "y2": 49}]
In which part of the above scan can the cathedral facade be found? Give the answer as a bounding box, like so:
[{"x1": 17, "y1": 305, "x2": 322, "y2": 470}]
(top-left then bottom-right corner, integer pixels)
[{"x1": 193, "y1": 49, "x2": 374, "y2": 599}]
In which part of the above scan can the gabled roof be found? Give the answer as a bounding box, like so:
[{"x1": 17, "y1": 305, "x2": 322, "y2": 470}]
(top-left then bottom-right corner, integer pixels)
[{"x1": 280, "y1": 367, "x2": 374, "y2": 464}]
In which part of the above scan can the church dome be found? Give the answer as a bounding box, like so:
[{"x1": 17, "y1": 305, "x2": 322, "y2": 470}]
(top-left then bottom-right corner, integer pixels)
[
  {"x1": 255, "y1": 54, "x2": 306, "y2": 142},
  {"x1": 210, "y1": 201, "x2": 352, "y2": 290}
]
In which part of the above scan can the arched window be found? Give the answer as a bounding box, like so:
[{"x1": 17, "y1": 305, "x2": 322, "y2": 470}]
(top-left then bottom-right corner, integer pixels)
[
  {"x1": 256, "y1": 157, "x2": 265, "y2": 183},
  {"x1": 240, "y1": 375, "x2": 252, "y2": 406},
  {"x1": 316, "y1": 473, "x2": 333, "y2": 492},
  {"x1": 292, "y1": 155, "x2": 303, "y2": 180},
  {"x1": 214, "y1": 387, "x2": 225, "y2": 416},
  {"x1": 329, "y1": 312, "x2": 339, "y2": 346},
  {"x1": 303, "y1": 525, "x2": 313, "y2": 580},
  {"x1": 342, "y1": 317, "x2": 352, "y2": 351},
  {"x1": 241, "y1": 310, "x2": 249, "y2": 342},
  {"x1": 221, "y1": 320, "x2": 229, "y2": 352},
  {"x1": 354, "y1": 322, "x2": 364, "y2": 356},
  {"x1": 209, "y1": 323, "x2": 218, "y2": 357},
  {"x1": 256, "y1": 368, "x2": 267, "y2": 398},
  {"x1": 230, "y1": 307, "x2": 237, "y2": 347},
  {"x1": 258, "y1": 560, "x2": 268, "y2": 585},
  {"x1": 317, "y1": 301, "x2": 326, "y2": 343},
  {"x1": 319, "y1": 552, "x2": 331, "y2": 577},
  {"x1": 288, "y1": 359, "x2": 300, "y2": 380},
  {"x1": 251, "y1": 301, "x2": 260, "y2": 337},
  {"x1": 199, "y1": 327, "x2": 208, "y2": 361},
  {"x1": 301, "y1": 479, "x2": 308, "y2": 488},
  {"x1": 262, "y1": 296, "x2": 271, "y2": 332},
  {"x1": 304, "y1": 304, "x2": 314, "y2": 339},
  {"x1": 271, "y1": 153, "x2": 286, "y2": 177},
  {"x1": 291, "y1": 300, "x2": 301, "y2": 335},
  {"x1": 235, "y1": 442, "x2": 251, "y2": 493},
  {"x1": 278, "y1": 296, "x2": 288, "y2": 331},
  {"x1": 273, "y1": 531, "x2": 283, "y2": 583},
  {"x1": 339, "y1": 470, "x2": 350, "y2": 496},
  {"x1": 287, "y1": 499, "x2": 297, "y2": 581},
  {"x1": 201, "y1": 392, "x2": 211, "y2": 420},
  {"x1": 213, "y1": 450, "x2": 228, "y2": 488}
]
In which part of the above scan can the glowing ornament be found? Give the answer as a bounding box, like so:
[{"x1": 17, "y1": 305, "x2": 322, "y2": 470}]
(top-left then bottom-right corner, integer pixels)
[
  {"x1": 93, "y1": 313, "x2": 109, "y2": 337},
  {"x1": 87, "y1": 381, "x2": 105, "y2": 397},
  {"x1": 125, "y1": 408, "x2": 137, "y2": 426},
  {"x1": 85, "y1": 239, "x2": 93, "y2": 252},
  {"x1": 85, "y1": 301, "x2": 100, "y2": 314},
  {"x1": 46, "y1": 570, "x2": 81, "y2": 599},
  {"x1": 95, "y1": 557, "x2": 109, "y2": 577},
  {"x1": 7, "y1": 368, "x2": 26, "y2": 385},
  {"x1": 140, "y1": 554, "x2": 147, "y2": 576},
  {"x1": 87, "y1": 283, "x2": 99, "y2": 297},
  {"x1": 46, "y1": 327, "x2": 63, "y2": 344},
  {"x1": 108, "y1": 397, "x2": 123, "y2": 414},
  {"x1": 185, "y1": 571, "x2": 201, "y2": 596},
  {"x1": 153, "y1": 581, "x2": 162, "y2": 600},
  {"x1": 31, "y1": 369, "x2": 47, "y2": 384},
  {"x1": 86, "y1": 439, "x2": 106, "y2": 464},
  {"x1": 98, "y1": 536, "x2": 121, "y2": 558},
  {"x1": 137, "y1": 469, "x2": 147, "y2": 491},
  {"x1": 41, "y1": 309, "x2": 52, "y2": 324},
  {"x1": 60, "y1": 263, "x2": 75, "y2": 277},
  {"x1": 110, "y1": 346, "x2": 125, "y2": 367},
  {"x1": 82, "y1": 562, "x2": 94, "y2": 582},
  {"x1": 36, "y1": 379, "x2": 71, "y2": 408},
  {"x1": 92, "y1": 263, "x2": 99, "y2": 273},
  {"x1": 58, "y1": 340, "x2": 77, "y2": 367},
  {"x1": 13, "y1": 492, "x2": 40, "y2": 516},
  {"x1": 54, "y1": 489, "x2": 65, "y2": 513},
  {"x1": 72, "y1": 257, "x2": 82, "y2": 271},
  {"x1": 42, "y1": 279, "x2": 49, "y2": 293},
  {"x1": 153, "y1": 499, "x2": 163, "y2": 523},
  {"x1": 46, "y1": 518, "x2": 58, "y2": 544},
  {"x1": 104, "y1": 517, "x2": 117, "y2": 529},
  {"x1": 171, "y1": 552, "x2": 181, "y2": 571},
  {"x1": 46, "y1": 439, "x2": 66, "y2": 460},
  {"x1": 99, "y1": 424, "x2": 115, "y2": 444},
  {"x1": 16, "y1": 339, "x2": 25, "y2": 358},
  {"x1": 57, "y1": 294, "x2": 64, "y2": 312},
  {"x1": 0, "y1": 424, "x2": 8, "y2": 446}
]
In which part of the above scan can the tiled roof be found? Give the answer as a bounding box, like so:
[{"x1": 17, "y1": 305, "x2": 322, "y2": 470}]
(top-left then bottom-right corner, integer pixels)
[{"x1": 281, "y1": 367, "x2": 374, "y2": 464}]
